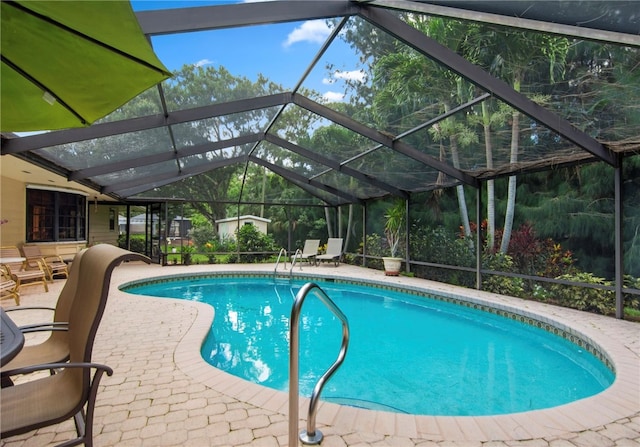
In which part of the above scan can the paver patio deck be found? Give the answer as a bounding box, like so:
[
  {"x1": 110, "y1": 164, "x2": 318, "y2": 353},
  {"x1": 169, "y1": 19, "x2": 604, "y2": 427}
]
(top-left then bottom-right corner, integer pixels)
[{"x1": 1, "y1": 260, "x2": 639, "y2": 447}]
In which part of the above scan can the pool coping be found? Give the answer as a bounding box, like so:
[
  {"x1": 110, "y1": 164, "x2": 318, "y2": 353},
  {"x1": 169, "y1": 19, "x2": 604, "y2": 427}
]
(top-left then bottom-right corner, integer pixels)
[{"x1": 123, "y1": 267, "x2": 640, "y2": 442}]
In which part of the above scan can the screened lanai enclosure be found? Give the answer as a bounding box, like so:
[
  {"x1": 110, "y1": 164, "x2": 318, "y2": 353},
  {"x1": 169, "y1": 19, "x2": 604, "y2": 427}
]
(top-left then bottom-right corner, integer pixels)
[{"x1": 1, "y1": 1, "x2": 639, "y2": 318}]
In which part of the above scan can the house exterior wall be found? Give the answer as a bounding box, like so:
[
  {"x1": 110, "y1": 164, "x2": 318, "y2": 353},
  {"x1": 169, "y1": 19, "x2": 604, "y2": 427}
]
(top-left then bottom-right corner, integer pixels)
[
  {"x1": 0, "y1": 176, "x2": 26, "y2": 246},
  {"x1": 88, "y1": 205, "x2": 120, "y2": 247},
  {"x1": 0, "y1": 176, "x2": 115, "y2": 259}
]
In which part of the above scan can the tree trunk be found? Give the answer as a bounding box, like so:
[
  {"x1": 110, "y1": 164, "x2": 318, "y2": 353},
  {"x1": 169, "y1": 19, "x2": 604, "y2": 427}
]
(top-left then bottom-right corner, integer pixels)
[
  {"x1": 259, "y1": 166, "x2": 267, "y2": 218},
  {"x1": 343, "y1": 204, "x2": 353, "y2": 254},
  {"x1": 500, "y1": 88, "x2": 521, "y2": 254},
  {"x1": 482, "y1": 101, "x2": 495, "y2": 251},
  {"x1": 444, "y1": 103, "x2": 472, "y2": 241},
  {"x1": 338, "y1": 205, "x2": 343, "y2": 239},
  {"x1": 451, "y1": 138, "x2": 473, "y2": 249},
  {"x1": 325, "y1": 207, "x2": 334, "y2": 238}
]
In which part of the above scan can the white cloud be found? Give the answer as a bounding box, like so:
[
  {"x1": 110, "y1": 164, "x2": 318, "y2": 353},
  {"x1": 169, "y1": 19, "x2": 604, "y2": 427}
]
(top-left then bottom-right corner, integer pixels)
[
  {"x1": 194, "y1": 59, "x2": 213, "y2": 67},
  {"x1": 283, "y1": 20, "x2": 331, "y2": 47},
  {"x1": 333, "y1": 69, "x2": 366, "y2": 83},
  {"x1": 323, "y1": 91, "x2": 345, "y2": 102},
  {"x1": 322, "y1": 70, "x2": 367, "y2": 87}
]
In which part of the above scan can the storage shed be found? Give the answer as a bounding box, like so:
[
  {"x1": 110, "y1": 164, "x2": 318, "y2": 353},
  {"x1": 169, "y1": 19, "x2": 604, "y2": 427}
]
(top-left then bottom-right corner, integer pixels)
[{"x1": 215, "y1": 215, "x2": 271, "y2": 241}]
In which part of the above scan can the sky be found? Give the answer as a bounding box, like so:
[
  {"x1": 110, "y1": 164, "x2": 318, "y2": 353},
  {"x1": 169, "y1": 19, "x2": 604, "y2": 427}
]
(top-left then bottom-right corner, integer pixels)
[{"x1": 130, "y1": 0, "x2": 366, "y2": 102}]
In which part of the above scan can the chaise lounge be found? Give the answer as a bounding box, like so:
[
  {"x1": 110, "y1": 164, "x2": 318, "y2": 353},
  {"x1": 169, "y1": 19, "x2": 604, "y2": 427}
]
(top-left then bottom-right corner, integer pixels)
[
  {"x1": 21, "y1": 245, "x2": 70, "y2": 282},
  {"x1": 294, "y1": 239, "x2": 320, "y2": 267},
  {"x1": 316, "y1": 238, "x2": 343, "y2": 267},
  {"x1": 1, "y1": 246, "x2": 48, "y2": 293}
]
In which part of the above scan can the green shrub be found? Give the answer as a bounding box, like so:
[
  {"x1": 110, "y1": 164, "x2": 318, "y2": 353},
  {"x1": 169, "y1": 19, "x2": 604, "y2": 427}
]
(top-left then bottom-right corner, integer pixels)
[
  {"x1": 623, "y1": 275, "x2": 640, "y2": 311},
  {"x1": 117, "y1": 234, "x2": 146, "y2": 254},
  {"x1": 408, "y1": 226, "x2": 475, "y2": 286},
  {"x1": 236, "y1": 224, "x2": 276, "y2": 263},
  {"x1": 530, "y1": 282, "x2": 551, "y2": 301},
  {"x1": 410, "y1": 226, "x2": 475, "y2": 267},
  {"x1": 361, "y1": 234, "x2": 384, "y2": 270},
  {"x1": 549, "y1": 272, "x2": 615, "y2": 315},
  {"x1": 482, "y1": 253, "x2": 525, "y2": 297},
  {"x1": 222, "y1": 254, "x2": 238, "y2": 264},
  {"x1": 217, "y1": 234, "x2": 236, "y2": 252},
  {"x1": 342, "y1": 252, "x2": 358, "y2": 265},
  {"x1": 191, "y1": 221, "x2": 216, "y2": 248}
]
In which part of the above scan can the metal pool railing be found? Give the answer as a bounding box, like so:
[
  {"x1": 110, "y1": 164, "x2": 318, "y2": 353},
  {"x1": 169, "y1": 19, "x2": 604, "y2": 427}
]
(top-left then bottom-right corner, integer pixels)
[
  {"x1": 290, "y1": 248, "x2": 303, "y2": 274},
  {"x1": 274, "y1": 248, "x2": 289, "y2": 276},
  {"x1": 289, "y1": 282, "x2": 350, "y2": 446}
]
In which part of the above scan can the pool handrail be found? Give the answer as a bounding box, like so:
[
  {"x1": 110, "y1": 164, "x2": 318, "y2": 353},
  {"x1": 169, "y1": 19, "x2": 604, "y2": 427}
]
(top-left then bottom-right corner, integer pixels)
[
  {"x1": 289, "y1": 248, "x2": 303, "y2": 274},
  {"x1": 289, "y1": 282, "x2": 350, "y2": 446},
  {"x1": 274, "y1": 248, "x2": 289, "y2": 276}
]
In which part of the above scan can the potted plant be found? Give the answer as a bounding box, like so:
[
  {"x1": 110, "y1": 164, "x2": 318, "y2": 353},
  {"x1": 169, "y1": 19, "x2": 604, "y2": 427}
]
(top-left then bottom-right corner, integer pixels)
[
  {"x1": 204, "y1": 241, "x2": 217, "y2": 264},
  {"x1": 382, "y1": 199, "x2": 405, "y2": 276},
  {"x1": 181, "y1": 244, "x2": 195, "y2": 265}
]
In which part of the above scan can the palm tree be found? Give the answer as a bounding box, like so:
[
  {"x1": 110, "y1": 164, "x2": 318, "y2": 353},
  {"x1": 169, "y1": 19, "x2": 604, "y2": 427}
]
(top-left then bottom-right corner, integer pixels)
[
  {"x1": 369, "y1": 17, "x2": 478, "y2": 238},
  {"x1": 467, "y1": 28, "x2": 569, "y2": 253},
  {"x1": 384, "y1": 199, "x2": 406, "y2": 258}
]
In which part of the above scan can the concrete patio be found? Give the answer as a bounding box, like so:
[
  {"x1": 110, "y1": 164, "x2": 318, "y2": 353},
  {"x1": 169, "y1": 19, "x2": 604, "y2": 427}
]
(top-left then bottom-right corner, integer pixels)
[{"x1": 1, "y1": 260, "x2": 639, "y2": 447}]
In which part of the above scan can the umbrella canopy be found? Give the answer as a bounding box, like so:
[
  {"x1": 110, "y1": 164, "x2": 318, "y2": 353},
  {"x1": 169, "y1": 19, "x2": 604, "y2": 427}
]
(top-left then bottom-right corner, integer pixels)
[{"x1": 1, "y1": 0, "x2": 171, "y2": 132}]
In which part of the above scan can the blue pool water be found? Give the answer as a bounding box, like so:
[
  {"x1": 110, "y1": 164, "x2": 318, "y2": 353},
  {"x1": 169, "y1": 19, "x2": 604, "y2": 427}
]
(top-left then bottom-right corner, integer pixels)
[{"x1": 125, "y1": 275, "x2": 614, "y2": 416}]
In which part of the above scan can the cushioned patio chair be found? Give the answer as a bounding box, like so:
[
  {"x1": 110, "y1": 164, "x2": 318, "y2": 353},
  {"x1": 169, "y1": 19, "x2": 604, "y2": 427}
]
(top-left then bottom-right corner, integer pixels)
[
  {"x1": 21, "y1": 244, "x2": 69, "y2": 282},
  {"x1": 1, "y1": 264, "x2": 20, "y2": 306},
  {"x1": 316, "y1": 238, "x2": 344, "y2": 267},
  {"x1": 0, "y1": 244, "x2": 149, "y2": 447},
  {"x1": 1, "y1": 249, "x2": 86, "y2": 380},
  {"x1": 294, "y1": 239, "x2": 320, "y2": 267},
  {"x1": 1, "y1": 246, "x2": 48, "y2": 293}
]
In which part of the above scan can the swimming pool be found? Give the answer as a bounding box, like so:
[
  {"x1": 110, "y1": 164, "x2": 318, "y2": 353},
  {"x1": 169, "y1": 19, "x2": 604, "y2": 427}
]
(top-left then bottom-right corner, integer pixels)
[{"x1": 124, "y1": 274, "x2": 614, "y2": 416}]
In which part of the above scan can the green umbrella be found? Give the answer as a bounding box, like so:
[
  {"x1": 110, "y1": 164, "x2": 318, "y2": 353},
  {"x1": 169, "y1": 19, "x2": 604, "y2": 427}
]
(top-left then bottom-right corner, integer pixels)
[{"x1": 1, "y1": 1, "x2": 171, "y2": 132}]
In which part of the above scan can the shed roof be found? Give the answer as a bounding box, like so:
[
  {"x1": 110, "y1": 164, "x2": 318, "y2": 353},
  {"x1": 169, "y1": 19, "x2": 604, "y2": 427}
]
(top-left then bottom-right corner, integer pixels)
[{"x1": 215, "y1": 215, "x2": 272, "y2": 224}]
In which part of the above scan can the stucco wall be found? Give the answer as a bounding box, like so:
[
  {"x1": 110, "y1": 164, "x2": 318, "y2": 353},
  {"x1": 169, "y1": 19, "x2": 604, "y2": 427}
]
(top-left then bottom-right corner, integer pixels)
[
  {"x1": 0, "y1": 176, "x2": 116, "y2": 258},
  {"x1": 88, "y1": 205, "x2": 120, "y2": 246},
  {"x1": 0, "y1": 176, "x2": 26, "y2": 246}
]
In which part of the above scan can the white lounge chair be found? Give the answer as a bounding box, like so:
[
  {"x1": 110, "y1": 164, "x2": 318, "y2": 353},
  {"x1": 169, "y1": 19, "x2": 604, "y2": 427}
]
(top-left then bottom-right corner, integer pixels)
[
  {"x1": 316, "y1": 238, "x2": 343, "y2": 267},
  {"x1": 294, "y1": 239, "x2": 320, "y2": 266}
]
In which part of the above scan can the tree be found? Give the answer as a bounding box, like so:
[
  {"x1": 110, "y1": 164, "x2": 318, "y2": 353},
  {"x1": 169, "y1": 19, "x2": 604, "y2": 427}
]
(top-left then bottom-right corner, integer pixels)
[
  {"x1": 365, "y1": 17, "x2": 479, "y2": 239},
  {"x1": 305, "y1": 116, "x2": 372, "y2": 242},
  {"x1": 143, "y1": 65, "x2": 289, "y2": 223},
  {"x1": 514, "y1": 42, "x2": 640, "y2": 277},
  {"x1": 478, "y1": 30, "x2": 569, "y2": 253}
]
